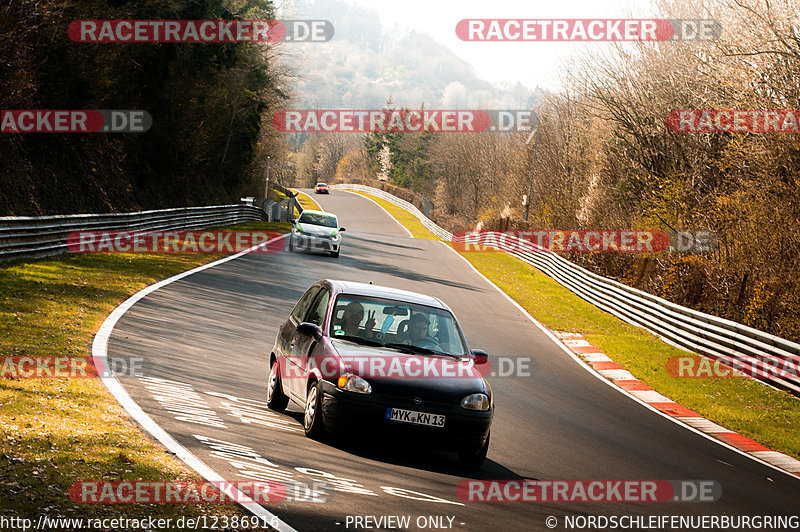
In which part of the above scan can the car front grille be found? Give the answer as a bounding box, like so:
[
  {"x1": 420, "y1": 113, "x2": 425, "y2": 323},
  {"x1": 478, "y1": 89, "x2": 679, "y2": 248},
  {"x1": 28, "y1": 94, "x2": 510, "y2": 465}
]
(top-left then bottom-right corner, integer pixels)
[{"x1": 379, "y1": 392, "x2": 457, "y2": 410}]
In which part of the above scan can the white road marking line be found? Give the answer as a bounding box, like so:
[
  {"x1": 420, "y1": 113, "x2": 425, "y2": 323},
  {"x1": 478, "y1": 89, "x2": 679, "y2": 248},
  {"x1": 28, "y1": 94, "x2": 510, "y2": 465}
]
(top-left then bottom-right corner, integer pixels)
[
  {"x1": 336, "y1": 190, "x2": 413, "y2": 238},
  {"x1": 598, "y1": 369, "x2": 637, "y2": 380},
  {"x1": 92, "y1": 233, "x2": 299, "y2": 532},
  {"x1": 629, "y1": 390, "x2": 672, "y2": 403},
  {"x1": 581, "y1": 353, "x2": 613, "y2": 362},
  {"x1": 563, "y1": 339, "x2": 592, "y2": 347},
  {"x1": 749, "y1": 452, "x2": 800, "y2": 472},
  {"x1": 293, "y1": 189, "x2": 324, "y2": 212},
  {"x1": 675, "y1": 417, "x2": 733, "y2": 433}
]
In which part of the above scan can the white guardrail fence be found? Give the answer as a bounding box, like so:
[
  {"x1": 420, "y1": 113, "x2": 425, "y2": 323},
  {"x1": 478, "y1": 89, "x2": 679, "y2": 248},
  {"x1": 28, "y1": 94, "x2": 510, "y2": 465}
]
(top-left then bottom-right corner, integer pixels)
[
  {"x1": 332, "y1": 183, "x2": 800, "y2": 396},
  {"x1": 0, "y1": 205, "x2": 267, "y2": 261}
]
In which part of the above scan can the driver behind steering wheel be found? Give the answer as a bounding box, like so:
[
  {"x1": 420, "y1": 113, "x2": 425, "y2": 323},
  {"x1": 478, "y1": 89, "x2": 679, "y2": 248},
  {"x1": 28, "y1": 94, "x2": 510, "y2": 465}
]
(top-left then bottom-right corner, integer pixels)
[{"x1": 404, "y1": 313, "x2": 439, "y2": 349}]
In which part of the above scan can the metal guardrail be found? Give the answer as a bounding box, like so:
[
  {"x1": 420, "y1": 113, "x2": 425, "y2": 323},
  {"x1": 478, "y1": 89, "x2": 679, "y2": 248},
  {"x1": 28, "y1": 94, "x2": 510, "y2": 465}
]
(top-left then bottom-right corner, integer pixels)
[
  {"x1": 332, "y1": 183, "x2": 800, "y2": 396},
  {"x1": 264, "y1": 194, "x2": 301, "y2": 222},
  {"x1": 0, "y1": 205, "x2": 267, "y2": 261}
]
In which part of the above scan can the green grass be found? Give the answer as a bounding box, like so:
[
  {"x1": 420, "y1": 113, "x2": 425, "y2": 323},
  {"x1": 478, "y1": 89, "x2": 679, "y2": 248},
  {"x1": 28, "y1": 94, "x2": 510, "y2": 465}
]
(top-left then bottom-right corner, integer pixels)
[
  {"x1": 357, "y1": 192, "x2": 800, "y2": 460},
  {"x1": 269, "y1": 188, "x2": 289, "y2": 202},
  {"x1": 0, "y1": 221, "x2": 290, "y2": 520},
  {"x1": 292, "y1": 190, "x2": 321, "y2": 213}
]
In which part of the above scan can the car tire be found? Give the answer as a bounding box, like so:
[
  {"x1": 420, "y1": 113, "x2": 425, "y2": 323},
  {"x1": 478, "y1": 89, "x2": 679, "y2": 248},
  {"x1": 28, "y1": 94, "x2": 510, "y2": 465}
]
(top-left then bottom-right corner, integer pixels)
[
  {"x1": 266, "y1": 359, "x2": 289, "y2": 411},
  {"x1": 303, "y1": 381, "x2": 326, "y2": 439},
  {"x1": 459, "y1": 432, "x2": 490, "y2": 469},
  {"x1": 330, "y1": 249, "x2": 339, "y2": 258},
  {"x1": 288, "y1": 237, "x2": 294, "y2": 252}
]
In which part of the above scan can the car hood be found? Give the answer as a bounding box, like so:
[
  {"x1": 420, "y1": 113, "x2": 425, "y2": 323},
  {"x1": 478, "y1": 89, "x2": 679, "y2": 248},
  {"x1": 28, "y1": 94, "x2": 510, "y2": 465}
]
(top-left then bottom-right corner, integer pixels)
[
  {"x1": 297, "y1": 223, "x2": 338, "y2": 237},
  {"x1": 330, "y1": 339, "x2": 488, "y2": 398}
]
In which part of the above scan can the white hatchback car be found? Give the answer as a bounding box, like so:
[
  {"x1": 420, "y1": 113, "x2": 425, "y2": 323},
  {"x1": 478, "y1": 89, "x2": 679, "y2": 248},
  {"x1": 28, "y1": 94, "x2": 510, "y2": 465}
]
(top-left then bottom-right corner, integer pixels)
[{"x1": 289, "y1": 210, "x2": 345, "y2": 258}]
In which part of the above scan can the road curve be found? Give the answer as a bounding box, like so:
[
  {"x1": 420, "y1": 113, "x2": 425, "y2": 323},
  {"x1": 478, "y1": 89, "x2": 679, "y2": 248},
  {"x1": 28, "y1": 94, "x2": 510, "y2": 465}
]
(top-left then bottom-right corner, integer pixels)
[{"x1": 106, "y1": 190, "x2": 800, "y2": 531}]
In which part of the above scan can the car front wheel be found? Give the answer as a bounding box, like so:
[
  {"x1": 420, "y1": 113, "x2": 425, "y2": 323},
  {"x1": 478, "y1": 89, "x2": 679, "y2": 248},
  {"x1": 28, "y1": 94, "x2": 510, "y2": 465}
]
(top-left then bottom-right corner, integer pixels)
[
  {"x1": 459, "y1": 432, "x2": 489, "y2": 469},
  {"x1": 303, "y1": 381, "x2": 326, "y2": 439}
]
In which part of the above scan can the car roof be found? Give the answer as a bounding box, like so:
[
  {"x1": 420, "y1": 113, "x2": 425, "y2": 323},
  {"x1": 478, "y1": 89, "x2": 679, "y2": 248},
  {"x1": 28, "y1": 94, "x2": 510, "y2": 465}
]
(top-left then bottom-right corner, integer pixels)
[
  {"x1": 324, "y1": 279, "x2": 448, "y2": 309},
  {"x1": 299, "y1": 210, "x2": 335, "y2": 218}
]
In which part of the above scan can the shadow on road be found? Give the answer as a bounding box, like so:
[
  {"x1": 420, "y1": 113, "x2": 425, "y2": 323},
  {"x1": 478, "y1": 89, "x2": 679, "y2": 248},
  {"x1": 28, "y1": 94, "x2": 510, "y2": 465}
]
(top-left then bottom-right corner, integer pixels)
[{"x1": 280, "y1": 409, "x2": 527, "y2": 481}]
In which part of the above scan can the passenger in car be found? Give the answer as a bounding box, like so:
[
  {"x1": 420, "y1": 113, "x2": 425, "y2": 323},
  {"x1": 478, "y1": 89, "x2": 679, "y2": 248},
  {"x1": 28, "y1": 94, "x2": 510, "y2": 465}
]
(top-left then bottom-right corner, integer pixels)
[{"x1": 339, "y1": 301, "x2": 376, "y2": 338}]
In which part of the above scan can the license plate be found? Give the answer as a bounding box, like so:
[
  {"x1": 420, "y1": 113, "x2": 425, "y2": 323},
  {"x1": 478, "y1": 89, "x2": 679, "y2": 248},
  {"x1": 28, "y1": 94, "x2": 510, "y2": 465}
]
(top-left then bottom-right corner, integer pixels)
[{"x1": 385, "y1": 407, "x2": 445, "y2": 428}]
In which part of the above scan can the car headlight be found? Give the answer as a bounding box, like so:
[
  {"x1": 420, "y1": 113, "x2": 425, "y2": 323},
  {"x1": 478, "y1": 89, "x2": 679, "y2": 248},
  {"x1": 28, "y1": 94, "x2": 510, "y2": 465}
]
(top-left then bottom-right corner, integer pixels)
[
  {"x1": 337, "y1": 373, "x2": 371, "y2": 394},
  {"x1": 460, "y1": 393, "x2": 490, "y2": 411},
  {"x1": 330, "y1": 233, "x2": 340, "y2": 241}
]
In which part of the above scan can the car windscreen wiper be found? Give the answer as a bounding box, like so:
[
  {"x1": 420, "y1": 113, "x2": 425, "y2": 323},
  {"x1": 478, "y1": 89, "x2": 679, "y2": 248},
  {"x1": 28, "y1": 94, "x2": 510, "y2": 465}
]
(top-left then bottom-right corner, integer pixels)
[
  {"x1": 379, "y1": 342, "x2": 418, "y2": 355},
  {"x1": 382, "y1": 343, "x2": 462, "y2": 360},
  {"x1": 336, "y1": 334, "x2": 384, "y2": 347}
]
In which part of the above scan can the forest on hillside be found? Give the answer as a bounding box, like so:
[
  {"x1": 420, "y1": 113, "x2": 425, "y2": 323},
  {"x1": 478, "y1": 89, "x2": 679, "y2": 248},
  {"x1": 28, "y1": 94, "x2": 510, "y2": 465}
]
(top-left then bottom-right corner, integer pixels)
[
  {"x1": 287, "y1": 0, "x2": 534, "y2": 109},
  {"x1": 0, "y1": 0, "x2": 288, "y2": 216}
]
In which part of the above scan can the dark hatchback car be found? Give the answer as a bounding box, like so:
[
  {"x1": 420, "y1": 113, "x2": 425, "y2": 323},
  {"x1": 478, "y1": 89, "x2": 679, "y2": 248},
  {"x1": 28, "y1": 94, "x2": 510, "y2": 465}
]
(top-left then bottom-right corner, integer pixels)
[{"x1": 267, "y1": 280, "x2": 493, "y2": 467}]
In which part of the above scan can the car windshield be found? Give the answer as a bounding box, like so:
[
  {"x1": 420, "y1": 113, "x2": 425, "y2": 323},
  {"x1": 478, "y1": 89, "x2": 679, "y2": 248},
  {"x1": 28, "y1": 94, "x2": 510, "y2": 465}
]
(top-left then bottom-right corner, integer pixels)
[
  {"x1": 298, "y1": 212, "x2": 337, "y2": 228},
  {"x1": 317, "y1": 183, "x2": 327, "y2": 187},
  {"x1": 329, "y1": 294, "x2": 468, "y2": 358}
]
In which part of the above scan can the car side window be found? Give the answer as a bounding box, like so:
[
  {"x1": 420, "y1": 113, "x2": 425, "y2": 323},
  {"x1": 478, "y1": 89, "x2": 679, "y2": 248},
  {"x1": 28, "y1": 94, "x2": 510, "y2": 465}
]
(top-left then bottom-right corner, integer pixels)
[
  {"x1": 305, "y1": 289, "x2": 330, "y2": 327},
  {"x1": 290, "y1": 287, "x2": 320, "y2": 322}
]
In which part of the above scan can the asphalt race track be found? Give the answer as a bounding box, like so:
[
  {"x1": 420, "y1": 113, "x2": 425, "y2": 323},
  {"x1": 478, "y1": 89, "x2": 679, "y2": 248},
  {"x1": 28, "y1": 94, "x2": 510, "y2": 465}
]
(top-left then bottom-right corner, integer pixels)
[{"x1": 106, "y1": 190, "x2": 800, "y2": 531}]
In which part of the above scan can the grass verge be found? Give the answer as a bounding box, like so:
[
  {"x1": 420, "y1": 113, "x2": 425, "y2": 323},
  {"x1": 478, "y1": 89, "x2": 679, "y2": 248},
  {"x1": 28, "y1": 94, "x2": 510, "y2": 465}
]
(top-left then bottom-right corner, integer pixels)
[
  {"x1": 292, "y1": 190, "x2": 321, "y2": 213},
  {"x1": 0, "y1": 221, "x2": 290, "y2": 521},
  {"x1": 356, "y1": 191, "x2": 800, "y2": 460}
]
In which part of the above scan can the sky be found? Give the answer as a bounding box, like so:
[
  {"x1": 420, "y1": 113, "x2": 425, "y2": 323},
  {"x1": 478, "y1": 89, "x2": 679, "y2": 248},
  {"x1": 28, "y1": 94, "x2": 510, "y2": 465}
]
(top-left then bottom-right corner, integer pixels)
[{"x1": 290, "y1": 0, "x2": 659, "y2": 90}]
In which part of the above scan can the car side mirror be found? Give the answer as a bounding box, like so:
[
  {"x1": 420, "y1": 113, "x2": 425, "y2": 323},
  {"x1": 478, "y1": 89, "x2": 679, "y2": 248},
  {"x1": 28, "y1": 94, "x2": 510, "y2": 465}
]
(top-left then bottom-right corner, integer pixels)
[
  {"x1": 339, "y1": 227, "x2": 346, "y2": 232},
  {"x1": 471, "y1": 349, "x2": 489, "y2": 365},
  {"x1": 290, "y1": 218, "x2": 297, "y2": 223},
  {"x1": 297, "y1": 322, "x2": 323, "y2": 341}
]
